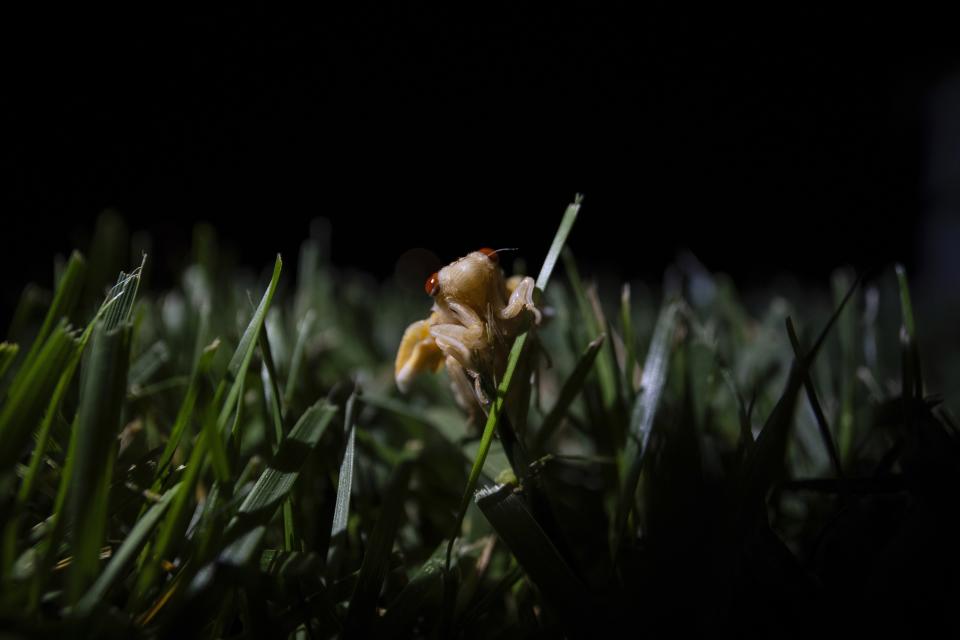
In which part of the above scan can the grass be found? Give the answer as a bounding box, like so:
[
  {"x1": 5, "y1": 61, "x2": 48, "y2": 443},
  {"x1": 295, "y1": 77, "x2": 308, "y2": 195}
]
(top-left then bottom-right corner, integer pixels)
[{"x1": 0, "y1": 199, "x2": 958, "y2": 637}]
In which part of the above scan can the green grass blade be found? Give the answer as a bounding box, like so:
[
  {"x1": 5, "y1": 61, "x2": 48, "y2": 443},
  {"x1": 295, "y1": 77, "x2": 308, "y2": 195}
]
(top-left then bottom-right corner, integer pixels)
[
  {"x1": 257, "y1": 319, "x2": 296, "y2": 549},
  {"x1": 233, "y1": 399, "x2": 338, "y2": 520},
  {"x1": 621, "y1": 283, "x2": 637, "y2": 396},
  {"x1": 613, "y1": 301, "x2": 679, "y2": 556},
  {"x1": 208, "y1": 399, "x2": 338, "y2": 577},
  {"x1": 30, "y1": 259, "x2": 150, "y2": 606},
  {"x1": 0, "y1": 343, "x2": 18, "y2": 380},
  {"x1": 535, "y1": 333, "x2": 605, "y2": 449},
  {"x1": 154, "y1": 339, "x2": 221, "y2": 482},
  {"x1": 101, "y1": 257, "x2": 145, "y2": 331},
  {"x1": 737, "y1": 276, "x2": 860, "y2": 517},
  {"x1": 344, "y1": 458, "x2": 415, "y2": 637},
  {"x1": 17, "y1": 251, "x2": 86, "y2": 377},
  {"x1": 228, "y1": 256, "x2": 283, "y2": 381},
  {"x1": 217, "y1": 255, "x2": 283, "y2": 437},
  {"x1": 720, "y1": 367, "x2": 754, "y2": 457},
  {"x1": 153, "y1": 401, "x2": 333, "y2": 610},
  {"x1": 284, "y1": 309, "x2": 315, "y2": 407},
  {"x1": 0, "y1": 322, "x2": 80, "y2": 472},
  {"x1": 218, "y1": 525, "x2": 267, "y2": 570},
  {"x1": 561, "y1": 249, "x2": 618, "y2": 410},
  {"x1": 330, "y1": 389, "x2": 358, "y2": 540},
  {"x1": 2, "y1": 326, "x2": 85, "y2": 578},
  {"x1": 895, "y1": 264, "x2": 916, "y2": 339},
  {"x1": 128, "y1": 341, "x2": 170, "y2": 390},
  {"x1": 15, "y1": 328, "x2": 91, "y2": 507},
  {"x1": 326, "y1": 389, "x2": 358, "y2": 579},
  {"x1": 73, "y1": 484, "x2": 180, "y2": 616},
  {"x1": 736, "y1": 362, "x2": 804, "y2": 521},
  {"x1": 590, "y1": 285, "x2": 627, "y2": 410},
  {"x1": 896, "y1": 264, "x2": 923, "y2": 400},
  {"x1": 4, "y1": 285, "x2": 47, "y2": 348},
  {"x1": 66, "y1": 323, "x2": 133, "y2": 604},
  {"x1": 131, "y1": 402, "x2": 217, "y2": 610},
  {"x1": 474, "y1": 483, "x2": 588, "y2": 634},
  {"x1": 831, "y1": 269, "x2": 857, "y2": 462},
  {"x1": 203, "y1": 381, "x2": 233, "y2": 484},
  {"x1": 535, "y1": 195, "x2": 582, "y2": 291},
  {"x1": 258, "y1": 323, "x2": 285, "y2": 450},
  {"x1": 786, "y1": 319, "x2": 843, "y2": 477}
]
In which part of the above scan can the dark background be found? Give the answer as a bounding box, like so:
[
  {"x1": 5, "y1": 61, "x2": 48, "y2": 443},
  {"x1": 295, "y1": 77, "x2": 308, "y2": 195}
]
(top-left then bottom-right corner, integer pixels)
[{"x1": 3, "y1": 7, "x2": 959, "y2": 321}]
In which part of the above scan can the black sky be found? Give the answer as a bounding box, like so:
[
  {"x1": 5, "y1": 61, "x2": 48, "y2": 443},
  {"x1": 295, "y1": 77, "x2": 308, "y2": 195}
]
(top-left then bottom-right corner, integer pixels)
[{"x1": 3, "y1": 7, "x2": 958, "y2": 316}]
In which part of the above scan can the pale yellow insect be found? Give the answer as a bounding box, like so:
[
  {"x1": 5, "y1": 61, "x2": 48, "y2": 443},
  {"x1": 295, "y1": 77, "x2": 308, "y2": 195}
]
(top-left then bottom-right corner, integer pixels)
[{"x1": 394, "y1": 248, "x2": 541, "y2": 419}]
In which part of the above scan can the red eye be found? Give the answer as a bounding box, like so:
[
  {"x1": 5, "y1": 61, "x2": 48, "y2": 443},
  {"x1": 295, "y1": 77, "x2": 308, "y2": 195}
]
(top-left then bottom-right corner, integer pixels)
[
  {"x1": 479, "y1": 247, "x2": 498, "y2": 263},
  {"x1": 425, "y1": 272, "x2": 439, "y2": 296}
]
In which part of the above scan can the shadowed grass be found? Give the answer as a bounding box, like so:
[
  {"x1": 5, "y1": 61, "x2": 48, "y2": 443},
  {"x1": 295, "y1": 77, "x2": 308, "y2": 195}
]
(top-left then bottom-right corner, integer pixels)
[{"x1": 0, "y1": 207, "x2": 956, "y2": 638}]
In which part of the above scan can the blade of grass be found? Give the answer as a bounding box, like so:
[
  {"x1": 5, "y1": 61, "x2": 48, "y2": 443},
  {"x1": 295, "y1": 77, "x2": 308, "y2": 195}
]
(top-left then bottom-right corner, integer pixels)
[
  {"x1": 101, "y1": 257, "x2": 146, "y2": 331},
  {"x1": 231, "y1": 400, "x2": 339, "y2": 526},
  {"x1": 29, "y1": 264, "x2": 145, "y2": 606},
  {"x1": 203, "y1": 380, "x2": 233, "y2": 485},
  {"x1": 344, "y1": 458, "x2": 415, "y2": 637},
  {"x1": 330, "y1": 389, "x2": 359, "y2": 541},
  {"x1": 621, "y1": 283, "x2": 637, "y2": 395},
  {"x1": 256, "y1": 318, "x2": 296, "y2": 549},
  {"x1": 0, "y1": 322, "x2": 80, "y2": 472},
  {"x1": 1, "y1": 324, "x2": 80, "y2": 578},
  {"x1": 284, "y1": 310, "x2": 316, "y2": 407},
  {"x1": 13, "y1": 322, "x2": 97, "y2": 523},
  {"x1": 4, "y1": 285, "x2": 47, "y2": 349},
  {"x1": 181, "y1": 255, "x2": 283, "y2": 490},
  {"x1": 128, "y1": 341, "x2": 170, "y2": 390},
  {"x1": 153, "y1": 339, "x2": 221, "y2": 483},
  {"x1": 737, "y1": 275, "x2": 860, "y2": 517},
  {"x1": 895, "y1": 264, "x2": 922, "y2": 400},
  {"x1": 217, "y1": 525, "x2": 267, "y2": 570},
  {"x1": 0, "y1": 343, "x2": 18, "y2": 379},
  {"x1": 474, "y1": 483, "x2": 588, "y2": 634},
  {"x1": 65, "y1": 322, "x2": 133, "y2": 604},
  {"x1": 613, "y1": 301, "x2": 679, "y2": 557},
  {"x1": 588, "y1": 284, "x2": 626, "y2": 410},
  {"x1": 218, "y1": 255, "x2": 283, "y2": 438},
  {"x1": 258, "y1": 322, "x2": 285, "y2": 451},
  {"x1": 786, "y1": 319, "x2": 843, "y2": 477},
  {"x1": 130, "y1": 399, "x2": 221, "y2": 611},
  {"x1": 535, "y1": 195, "x2": 582, "y2": 291},
  {"x1": 561, "y1": 249, "x2": 618, "y2": 411},
  {"x1": 534, "y1": 333, "x2": 605, "y2": 450},
  {"x1": 832, "y1": 270, "x2": 857, "y2": 462},
  {"x1": 720, "y1": 367, "x2": 754, "y2": 459},
  {"x1": 326, "y1": 388, "x2": 358, "y2": 579},
  {"x1": 72, "y1": 484, "x2": 180, "y2": 616},
  {"x1": 16, "y1": 251, "x2": 86, "y2": 377}
]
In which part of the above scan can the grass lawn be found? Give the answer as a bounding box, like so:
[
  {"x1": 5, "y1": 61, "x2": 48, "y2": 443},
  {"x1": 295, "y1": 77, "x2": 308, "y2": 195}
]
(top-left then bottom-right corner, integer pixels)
[{"x1": 1, "y1": 198, "x2": 957, "y2": 637}]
